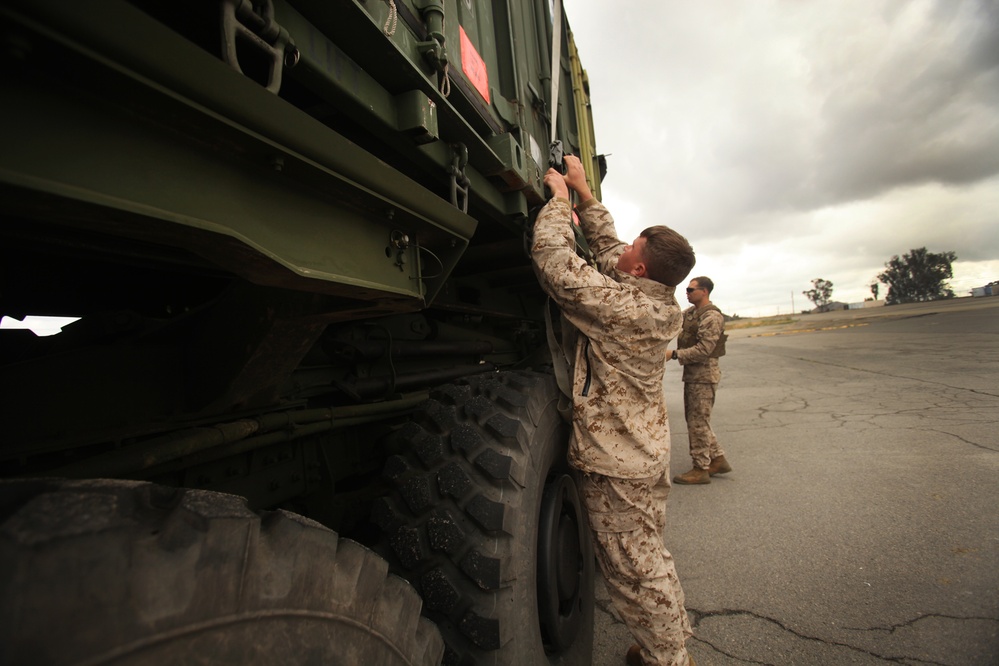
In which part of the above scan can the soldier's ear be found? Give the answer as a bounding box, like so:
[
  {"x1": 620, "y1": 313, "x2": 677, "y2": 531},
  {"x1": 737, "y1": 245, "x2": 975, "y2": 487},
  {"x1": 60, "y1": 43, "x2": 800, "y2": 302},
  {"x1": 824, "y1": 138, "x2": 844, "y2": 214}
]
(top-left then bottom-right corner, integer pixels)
[{"x1": 631, "y1": 263, "x2": 647, "y2": 278}]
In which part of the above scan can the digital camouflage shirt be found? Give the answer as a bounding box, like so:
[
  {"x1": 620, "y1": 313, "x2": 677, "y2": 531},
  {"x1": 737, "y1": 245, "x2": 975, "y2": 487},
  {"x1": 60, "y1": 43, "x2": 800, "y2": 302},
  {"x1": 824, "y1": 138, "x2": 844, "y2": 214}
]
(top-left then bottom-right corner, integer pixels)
[
  {"x1": 532, "y1": 197, "x2": 682, "y2": 479},
  {"x1": 677, "y1": 305, "x2": 724, "y2": 384}
]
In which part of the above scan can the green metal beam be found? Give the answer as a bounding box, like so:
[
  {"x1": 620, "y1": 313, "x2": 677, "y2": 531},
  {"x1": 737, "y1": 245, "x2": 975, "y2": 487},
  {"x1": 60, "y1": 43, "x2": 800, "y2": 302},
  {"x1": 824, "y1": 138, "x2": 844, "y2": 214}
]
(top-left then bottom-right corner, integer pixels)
[{"x1": 1, "y1": 0, "x2": 477, "y2": 304}]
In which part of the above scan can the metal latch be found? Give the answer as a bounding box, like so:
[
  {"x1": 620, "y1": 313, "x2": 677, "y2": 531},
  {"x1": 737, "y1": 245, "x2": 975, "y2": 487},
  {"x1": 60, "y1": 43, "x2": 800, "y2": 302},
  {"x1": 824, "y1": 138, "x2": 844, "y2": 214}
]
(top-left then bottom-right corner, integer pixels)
[
  {"x1": 221, "y1": 0, "x2": 298, "y2": 94},
  {"x1": 414, "y1": 0, "x2": 450, "y2": 96},
  {"x1": 449, "y1": 143, "x2": 470, "y2": 214},
  {"x1": 389, "y1": 230, "x2": 410, "y2": 272}
]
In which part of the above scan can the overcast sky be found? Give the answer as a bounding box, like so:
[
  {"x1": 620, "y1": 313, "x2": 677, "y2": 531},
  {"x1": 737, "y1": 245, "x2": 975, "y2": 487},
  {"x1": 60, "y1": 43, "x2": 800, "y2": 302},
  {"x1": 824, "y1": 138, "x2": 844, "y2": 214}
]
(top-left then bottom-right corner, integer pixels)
[{"x1": 566, "y1": 0, "x2": 998, "y2": 317}]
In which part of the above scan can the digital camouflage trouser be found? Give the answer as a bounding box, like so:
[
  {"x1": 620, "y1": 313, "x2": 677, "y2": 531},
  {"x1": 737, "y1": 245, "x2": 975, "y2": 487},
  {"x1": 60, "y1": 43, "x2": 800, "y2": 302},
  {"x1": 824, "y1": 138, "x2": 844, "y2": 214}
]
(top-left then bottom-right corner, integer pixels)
[
  {"x1": 683, "y1": 382, "x2": 724, "y2": 470},
  {"x1": 581, "y1": 471, "x2": 692, "y2": 666}
]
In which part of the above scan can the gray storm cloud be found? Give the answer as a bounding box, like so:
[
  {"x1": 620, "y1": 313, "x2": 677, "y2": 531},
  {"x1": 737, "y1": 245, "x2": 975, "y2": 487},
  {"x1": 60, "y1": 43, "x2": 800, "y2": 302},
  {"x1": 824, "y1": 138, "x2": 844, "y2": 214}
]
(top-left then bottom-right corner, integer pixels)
[{"x1": 567, "y1": 0, "x2": 998, "y2": 313}]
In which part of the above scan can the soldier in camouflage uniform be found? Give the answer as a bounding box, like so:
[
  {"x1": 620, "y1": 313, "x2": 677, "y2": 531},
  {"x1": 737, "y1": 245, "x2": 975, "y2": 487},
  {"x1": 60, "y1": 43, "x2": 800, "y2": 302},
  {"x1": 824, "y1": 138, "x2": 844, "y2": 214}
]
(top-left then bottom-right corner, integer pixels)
[
  {"x1": 532, "y1": 156, "x2": 697, "y2": 666},
  {"x1": 670, "y1": 276, "x2": 732, "y2": 485}
]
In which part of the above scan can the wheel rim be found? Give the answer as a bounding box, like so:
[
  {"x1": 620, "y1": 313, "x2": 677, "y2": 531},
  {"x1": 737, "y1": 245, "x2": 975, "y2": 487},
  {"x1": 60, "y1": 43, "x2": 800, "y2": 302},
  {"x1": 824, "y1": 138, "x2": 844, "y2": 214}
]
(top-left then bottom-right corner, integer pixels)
[{"x1": 536, "y1": 473, "x2": 587, "y2": 653}]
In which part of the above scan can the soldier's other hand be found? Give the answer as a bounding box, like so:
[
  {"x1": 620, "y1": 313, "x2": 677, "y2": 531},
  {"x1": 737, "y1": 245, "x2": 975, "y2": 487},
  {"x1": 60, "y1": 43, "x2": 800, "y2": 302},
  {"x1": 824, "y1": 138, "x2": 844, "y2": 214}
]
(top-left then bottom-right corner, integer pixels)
[
  {"x1": 544, "y1": 168, "x2": 569, "y2": 200},
  {"x1": 563, "y1": 155, "x2": 593, "y2": 200}
]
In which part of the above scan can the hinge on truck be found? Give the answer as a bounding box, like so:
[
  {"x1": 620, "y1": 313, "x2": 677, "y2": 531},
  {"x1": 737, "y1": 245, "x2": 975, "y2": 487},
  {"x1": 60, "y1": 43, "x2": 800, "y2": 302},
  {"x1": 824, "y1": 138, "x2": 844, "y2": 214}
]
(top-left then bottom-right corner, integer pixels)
[
  {"x1": 448, "y1": 143, "x2": 470, "y2": 214},
  {"x1": 221, "y1": 0, "x2": 298, "y2": 94}
]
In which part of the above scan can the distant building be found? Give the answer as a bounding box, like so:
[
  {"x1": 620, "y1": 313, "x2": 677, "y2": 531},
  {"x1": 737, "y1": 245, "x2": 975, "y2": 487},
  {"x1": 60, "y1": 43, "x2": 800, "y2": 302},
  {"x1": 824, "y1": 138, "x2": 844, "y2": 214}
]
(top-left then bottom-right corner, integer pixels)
[
  {"x1": 971, "y1": 281, "x2": 998, "y2": 297},
  {"x1": 849, "y1": 300, "x2": 886, "y2": 310},
  {"x1": 812, "y1": 301, "x2": 849, "y2": 313}
]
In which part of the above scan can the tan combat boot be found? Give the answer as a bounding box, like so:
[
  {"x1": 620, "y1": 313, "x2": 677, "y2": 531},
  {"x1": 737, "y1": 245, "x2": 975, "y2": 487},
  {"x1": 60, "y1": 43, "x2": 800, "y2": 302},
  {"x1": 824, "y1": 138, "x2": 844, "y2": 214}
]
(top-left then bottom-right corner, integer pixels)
[
  {"x1": 708, "y1": 455, "x2": 732, "y2": 476},
  {"x1": 672, "y1": 468, "x2": 710, "y2": 484}
]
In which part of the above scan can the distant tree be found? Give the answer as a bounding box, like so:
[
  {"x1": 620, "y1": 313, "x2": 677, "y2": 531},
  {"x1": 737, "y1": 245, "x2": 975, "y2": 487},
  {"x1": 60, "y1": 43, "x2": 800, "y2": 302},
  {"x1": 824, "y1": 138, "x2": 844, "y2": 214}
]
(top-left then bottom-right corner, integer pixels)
[
  {"x1": 802, "y1": 278, "x2": 834, "y2": 311},
  {"x1": 870, "y1": 282, "x2": 879, "y2": 301},
  {"x1": 877, "y1": 247, "x2": 957, "y2": 305}
]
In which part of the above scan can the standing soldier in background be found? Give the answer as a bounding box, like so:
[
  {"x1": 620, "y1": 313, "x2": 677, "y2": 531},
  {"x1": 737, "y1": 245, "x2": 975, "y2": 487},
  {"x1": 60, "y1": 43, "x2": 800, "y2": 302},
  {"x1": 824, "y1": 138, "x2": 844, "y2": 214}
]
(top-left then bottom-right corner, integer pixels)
[{"x1": 669, "y1": 277, "x2": 732, "y2": 485}]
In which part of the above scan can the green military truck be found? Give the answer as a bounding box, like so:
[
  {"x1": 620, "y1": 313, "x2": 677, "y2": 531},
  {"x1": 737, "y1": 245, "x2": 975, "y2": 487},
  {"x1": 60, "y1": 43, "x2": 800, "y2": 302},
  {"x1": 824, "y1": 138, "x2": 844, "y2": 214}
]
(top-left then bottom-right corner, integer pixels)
[{"x1": 0, "y1": 1, "x2": 605, "y2": 664}]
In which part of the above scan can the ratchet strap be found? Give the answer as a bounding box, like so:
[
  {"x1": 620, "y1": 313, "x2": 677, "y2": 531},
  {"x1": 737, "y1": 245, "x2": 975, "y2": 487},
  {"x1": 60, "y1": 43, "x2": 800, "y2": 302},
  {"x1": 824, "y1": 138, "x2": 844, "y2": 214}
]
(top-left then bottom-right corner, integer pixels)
[{"x1": 548, "y1": 0, "x2": 564, "y2": 172}]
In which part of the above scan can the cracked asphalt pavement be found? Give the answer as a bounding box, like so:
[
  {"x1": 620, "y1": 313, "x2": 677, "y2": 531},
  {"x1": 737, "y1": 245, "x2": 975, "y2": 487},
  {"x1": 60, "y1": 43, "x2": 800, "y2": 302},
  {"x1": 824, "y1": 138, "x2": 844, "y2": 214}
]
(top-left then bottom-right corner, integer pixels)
[{"x1": 590, "y1": 297, "x2": 999, "y2": 666}]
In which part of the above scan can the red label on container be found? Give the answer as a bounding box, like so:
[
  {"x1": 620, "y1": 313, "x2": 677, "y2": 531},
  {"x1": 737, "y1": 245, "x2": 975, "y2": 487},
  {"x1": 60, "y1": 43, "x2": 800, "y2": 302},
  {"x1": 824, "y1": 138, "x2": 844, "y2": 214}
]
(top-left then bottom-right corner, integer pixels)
[{"x1": 459, "y1": 26, "x2": 490, "y2": 104}]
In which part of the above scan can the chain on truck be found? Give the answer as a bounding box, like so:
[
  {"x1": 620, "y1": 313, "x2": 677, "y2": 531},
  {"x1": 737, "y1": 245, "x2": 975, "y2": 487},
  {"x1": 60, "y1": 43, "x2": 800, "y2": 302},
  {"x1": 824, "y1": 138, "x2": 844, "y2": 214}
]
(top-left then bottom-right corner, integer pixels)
[{"x1": 0, "y1": 0, "x2": 611, "y2": 664}]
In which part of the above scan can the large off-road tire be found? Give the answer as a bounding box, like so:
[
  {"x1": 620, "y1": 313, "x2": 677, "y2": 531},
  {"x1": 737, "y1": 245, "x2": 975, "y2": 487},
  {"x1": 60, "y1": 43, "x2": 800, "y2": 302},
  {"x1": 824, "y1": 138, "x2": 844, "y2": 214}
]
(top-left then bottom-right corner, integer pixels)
[
  {"x1": 374, "y1": 370, "x2": 594, "y2": 665},
  {"x1": 0, "y1": 478, "x2": 443, "y2": 666}
]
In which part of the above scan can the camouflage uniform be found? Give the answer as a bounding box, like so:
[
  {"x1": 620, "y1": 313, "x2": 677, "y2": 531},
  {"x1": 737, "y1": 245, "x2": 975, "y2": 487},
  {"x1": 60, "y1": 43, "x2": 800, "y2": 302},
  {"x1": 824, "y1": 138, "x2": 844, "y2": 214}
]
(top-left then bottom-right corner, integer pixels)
[
  {"x1": 677, "y1": 305, "x2": 725, "y2": 470},
  {"x1": 532, "y1": 197, "x2": 692, "y2": 666}
]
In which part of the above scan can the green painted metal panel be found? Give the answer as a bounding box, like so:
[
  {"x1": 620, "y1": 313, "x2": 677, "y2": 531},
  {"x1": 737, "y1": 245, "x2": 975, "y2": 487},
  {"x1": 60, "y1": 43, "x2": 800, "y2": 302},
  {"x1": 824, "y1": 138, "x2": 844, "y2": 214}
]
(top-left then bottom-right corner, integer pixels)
[
  {"x1": 0, "y1": 0, "x2": 478, "y2": 307},
  {"x1": 0, "y1": 0, "x2": 601, "y2": 325}
]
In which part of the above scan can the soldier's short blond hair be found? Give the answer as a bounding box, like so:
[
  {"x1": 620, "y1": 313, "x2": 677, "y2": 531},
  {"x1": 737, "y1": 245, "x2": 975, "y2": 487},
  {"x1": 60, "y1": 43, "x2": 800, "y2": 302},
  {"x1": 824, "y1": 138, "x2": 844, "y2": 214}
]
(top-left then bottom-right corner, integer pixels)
[{"x1": 640, "y1": 226, "x2": 695, "y2": 287}]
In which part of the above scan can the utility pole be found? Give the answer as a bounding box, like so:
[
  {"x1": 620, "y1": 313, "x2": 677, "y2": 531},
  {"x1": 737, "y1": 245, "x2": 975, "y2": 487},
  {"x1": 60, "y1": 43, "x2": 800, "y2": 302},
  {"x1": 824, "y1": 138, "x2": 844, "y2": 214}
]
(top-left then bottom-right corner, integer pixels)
[{"x1": 791, "y1": 291, "x2": 795, "y2": 314}]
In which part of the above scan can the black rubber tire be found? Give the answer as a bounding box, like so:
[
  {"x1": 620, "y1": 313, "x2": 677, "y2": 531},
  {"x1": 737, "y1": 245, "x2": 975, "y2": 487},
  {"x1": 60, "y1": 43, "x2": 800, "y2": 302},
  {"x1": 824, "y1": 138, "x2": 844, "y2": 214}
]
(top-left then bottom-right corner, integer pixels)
[
  {"x1": 0, "y1": 478, "x2": 443, "y2": 666},
  {"x1": 374, "y1": 370, "x2": 595, "y2": 666}
]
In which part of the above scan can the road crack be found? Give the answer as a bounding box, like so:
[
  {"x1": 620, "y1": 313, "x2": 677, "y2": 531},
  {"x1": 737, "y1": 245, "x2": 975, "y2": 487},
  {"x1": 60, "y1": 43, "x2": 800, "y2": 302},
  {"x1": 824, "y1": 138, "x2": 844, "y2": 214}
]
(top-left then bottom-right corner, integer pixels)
[{"x1": 688, "y1": 607, "x2": 952, "y2": 665}]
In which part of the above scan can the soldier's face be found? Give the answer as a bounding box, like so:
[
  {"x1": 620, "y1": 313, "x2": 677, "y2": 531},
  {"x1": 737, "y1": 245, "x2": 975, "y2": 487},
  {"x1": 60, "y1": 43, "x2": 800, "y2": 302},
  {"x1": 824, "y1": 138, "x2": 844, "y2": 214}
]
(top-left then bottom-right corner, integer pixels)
[
  {"x1": 617, "y1": 236, "x2": 647, "y2": 276},
  {"x1": 686, "y1": 281, "x2": 705, "y2": 303}
]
